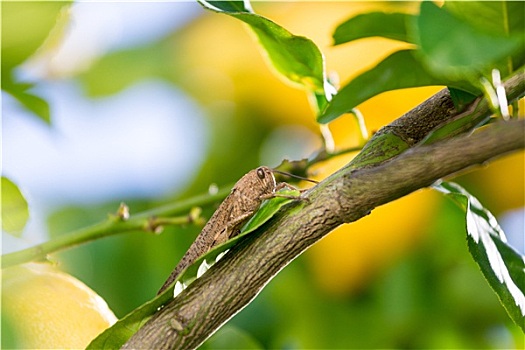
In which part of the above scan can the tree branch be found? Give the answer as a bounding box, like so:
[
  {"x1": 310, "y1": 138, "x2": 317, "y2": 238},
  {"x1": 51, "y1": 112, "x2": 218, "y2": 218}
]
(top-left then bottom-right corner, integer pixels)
[{"x1": 124, "y1": 72, "x2": 524, "y2": 349}]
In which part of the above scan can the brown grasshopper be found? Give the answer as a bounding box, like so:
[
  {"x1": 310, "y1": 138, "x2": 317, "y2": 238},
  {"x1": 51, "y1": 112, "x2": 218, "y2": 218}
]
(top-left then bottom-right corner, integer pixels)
[{"x1": 157, "y1": 166, "x2": 308, "y2": 295}]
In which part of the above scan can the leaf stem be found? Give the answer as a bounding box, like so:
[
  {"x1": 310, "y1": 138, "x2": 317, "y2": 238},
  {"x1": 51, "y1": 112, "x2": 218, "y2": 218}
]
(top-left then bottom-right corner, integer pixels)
[{"x1": 307, "y1": 145, "x2": 363, "y2": 168}]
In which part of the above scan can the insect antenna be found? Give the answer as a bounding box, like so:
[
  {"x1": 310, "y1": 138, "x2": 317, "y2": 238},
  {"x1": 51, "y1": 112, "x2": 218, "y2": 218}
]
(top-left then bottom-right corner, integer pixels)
[{"x1": 271, "y1": 169, "x2": 319, "y2": 184}]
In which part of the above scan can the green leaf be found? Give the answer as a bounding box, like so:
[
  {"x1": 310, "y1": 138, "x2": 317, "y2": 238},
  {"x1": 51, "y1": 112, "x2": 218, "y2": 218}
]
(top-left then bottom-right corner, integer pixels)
[
  {"x1": 87, "y1": 188, "x2": 301, "y2": 349},
  {"x1": 1, "y1": 177, "x2": 29, "y2": 236},
  {"x1": 321, "y1": 2, "x2": 524, "y2": 124},
  {"x1": 242, "y1": 189, "x2": 301, "y2": 233},
  {"x1": 198, "y1": 0, "x2": 331, "y2": 96},
  {"x1": 1, "y1": 1, "x2": 69, "y2": 124},
  {"x1": 413, "y1": 2, "x2": 524, "y2": 80},
  {"x1": 333, "y1": 12, "x2": 414, "y2": 45},
  {"x1": 420, "y1": 98, "x2": 489, "y2": 145},
  {"x1": 1, "y1": 1, "x2": 69, "y2": 71},
  {"x1": 447, "y1": 87, "x2": 478, "y2": 112},
  {"x1": 433, "y1": 181, "x2": 525, "y2": 331},
  {"x1": 203, "y1": 0, "x2": 253, "y2": 13},
  {"x1": 81, "y1": 40, "x2": 174, "y2": 97},
  {"x1": 443, "y1": 1, "x2": 525, "y2": 73},
  {"x1": 3, "y1": 80, "x2": 50, "y2": 124},
  {"x1": 318, "y1": 50, "x2": 477, "y2": 124},
  {"x1": 444, "y1": 1, "x2": 525, "y2": 37}
]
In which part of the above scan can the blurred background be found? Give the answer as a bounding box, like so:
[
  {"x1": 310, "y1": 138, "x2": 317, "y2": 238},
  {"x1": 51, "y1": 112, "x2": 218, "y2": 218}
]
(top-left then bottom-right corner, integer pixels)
[{"x1": 2, "y1": 1, "x2": 524, "y2": 349}]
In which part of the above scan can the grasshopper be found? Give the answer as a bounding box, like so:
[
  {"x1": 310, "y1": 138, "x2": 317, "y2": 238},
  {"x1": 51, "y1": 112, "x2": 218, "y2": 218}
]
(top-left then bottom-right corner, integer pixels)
[{"x1": 157, "y1": 166, "x2": 307, "y2": 295}]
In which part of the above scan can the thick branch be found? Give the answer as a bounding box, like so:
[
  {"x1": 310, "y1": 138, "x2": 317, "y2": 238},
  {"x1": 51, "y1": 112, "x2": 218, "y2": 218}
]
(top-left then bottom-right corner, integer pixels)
[
  {"x1": 383, "y1": 70, "x2": 524, "y2": 146},
  {"x1": 345, "y1": 70, "x2": 524, "y2": 170},
  {"x1": 125, "y1": 115, "x2": 524, "y2": 348}
]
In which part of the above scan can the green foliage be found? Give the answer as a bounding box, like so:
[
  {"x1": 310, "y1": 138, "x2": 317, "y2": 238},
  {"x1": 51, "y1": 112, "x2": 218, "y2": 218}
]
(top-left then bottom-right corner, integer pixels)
[
  {"x1": 2, "y1": 81, "x2": 52, "y2": 124},
  {"x1": 241, "y1": 189, "x2": 301, "y2": 233},
  {"x1": 434, "y1": 181, "x2": 525, "y2": 331},
  {"x1": 197, "y1": 0, "x2": 335, "y2": 112},
  {"x1": 447, "y1": 87, "x2": 479, "y2": 112},
  {"x1": 414, "y1": 1, "x2": 523, "y2": 80},
  {"x1": 445, "y1": 1, "x2": 524, "y2": 37},
  {"x1": 1, "y1": 177, "x2": 29, "y2": 236},
  {"x1": 80, "y1": 42, "x2": 174, "y2": 97},
  {"x1": 318, "y1": 50, "x2": 476, "y2": 124},
  {"x1": 420, "y1": 99, "x2": 487, "y2": 145},
  {"x1": 443, "y1": 1, "x2": 525, "y2": 73},
  {"x1": 2, "y1": 1, "x2": 67, "y2": 71},
  {"x1": 1, "y1": 1, "x2": 70, "y2": 123},
  {"x1": 318, "y1": 0, "x2": 524, "y2": 123},
  {"x1": 203, "y1": 0, "x2": 252, "y2": 13},
  {"x1": 333, "y1": 12, "x2": 413, "y2": 45}
]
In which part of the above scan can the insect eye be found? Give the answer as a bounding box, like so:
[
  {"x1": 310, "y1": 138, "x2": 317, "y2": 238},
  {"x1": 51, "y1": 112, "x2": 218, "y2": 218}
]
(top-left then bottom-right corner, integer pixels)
[{"x1": 256, "y1": 168, "x2": 265, "y2": 179}]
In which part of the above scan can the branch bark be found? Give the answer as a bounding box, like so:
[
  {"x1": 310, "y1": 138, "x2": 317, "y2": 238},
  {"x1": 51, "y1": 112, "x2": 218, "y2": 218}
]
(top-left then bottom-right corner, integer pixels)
[{"x1": 124, "y1": 72, "x2": 524, "y2": 349}]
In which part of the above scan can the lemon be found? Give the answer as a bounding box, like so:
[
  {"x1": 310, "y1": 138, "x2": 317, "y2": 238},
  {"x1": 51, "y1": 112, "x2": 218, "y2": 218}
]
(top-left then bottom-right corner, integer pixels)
[{"x1": 2, "y1": 262, "x2": 117, "y2": 349}]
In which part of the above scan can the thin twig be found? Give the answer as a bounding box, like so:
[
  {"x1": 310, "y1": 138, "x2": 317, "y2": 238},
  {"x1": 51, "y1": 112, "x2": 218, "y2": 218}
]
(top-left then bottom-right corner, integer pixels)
[{"x1": 1, "y1": 188, "x2": 231, "y2": 267}]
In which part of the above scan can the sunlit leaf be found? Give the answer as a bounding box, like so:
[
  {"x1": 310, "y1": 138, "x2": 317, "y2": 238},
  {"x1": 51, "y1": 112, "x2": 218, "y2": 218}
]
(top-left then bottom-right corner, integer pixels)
[
  {"x1": 198, "y1": 0, "x2": 331, "y2": 97},
  {"x1": 333, "y1": 12, "x2": 414, "y2": 45},
  {"x1": 413, "y1": 2, "x2": 524, "y2": 79},
  {"x1": 1, "y1": 177, "x2": 29, "y2": 236},
  {"x1": 241, "y1": 189, "x2": 301, "y2": 233},
  {"x1": 444, "y1": 1, "x2": 525, "y2": 37},
  {"x1": 2, "y1": 1, "x2": 69, "y2": 124},
  {"x1": 1, "y1": 1, "x2": 69, "y2": 71},
  {"x1": 443, "y1": 1, "x2": 525, "y2": 74},
  {"x1": 202, "y1": 0, "x2": 253, "y2": 13},
  {"x1": 433, "y1": 181, "x2": 525, "y2": 331},
  {"x1": 87, "y1": 188, "x2": 301, "y2": 349},
  {"x1": 322, "y1": 2, "x2": 524, "y2": 124},
  {"x1": 318, "y1": 50, "x2": 477, "y2": 124}
]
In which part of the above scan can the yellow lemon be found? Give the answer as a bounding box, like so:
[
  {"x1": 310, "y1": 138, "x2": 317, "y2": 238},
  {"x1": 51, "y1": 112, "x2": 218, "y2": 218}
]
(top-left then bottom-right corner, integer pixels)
[{"x1": 2, "y1": 262, "x2": 117, "y2": 349}]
